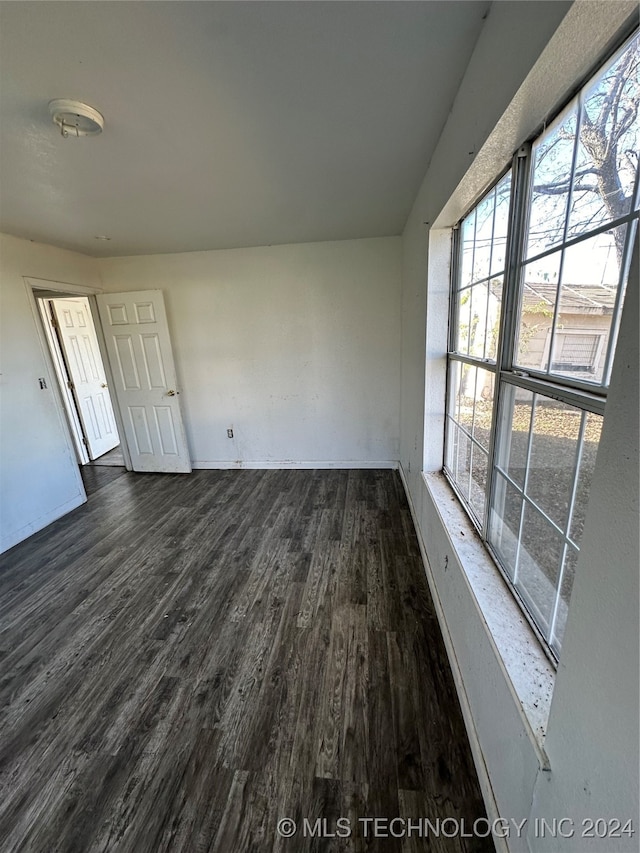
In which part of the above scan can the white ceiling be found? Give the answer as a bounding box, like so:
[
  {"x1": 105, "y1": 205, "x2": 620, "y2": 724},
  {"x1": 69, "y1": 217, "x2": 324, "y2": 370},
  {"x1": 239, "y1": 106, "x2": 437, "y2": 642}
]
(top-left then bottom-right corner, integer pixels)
[{"x1": 0, "y1": 1, "x2": 489, "y2": 257}]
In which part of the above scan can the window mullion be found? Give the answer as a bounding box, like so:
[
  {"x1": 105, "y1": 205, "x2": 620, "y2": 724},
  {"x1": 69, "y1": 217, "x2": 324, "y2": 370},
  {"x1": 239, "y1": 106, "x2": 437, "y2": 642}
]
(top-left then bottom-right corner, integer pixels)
[
  {"x1": 548, "y1": 411, "x2": 587, "y2": 643},
  {"x1": 448, "y1": 226, "x2": 462, "y2": 354},
  {"x1": 483, "y1": 144, "x2": 532, "y2": 539},
  {"x1": 500, "y1": 372, "x2": 606, "y2": 417},
  {"x1": 603, "y1": 213, "x2": 639, "y2": 385},
  {"x1": 544, "y1": 93, "x2": 583, "y2": 378},
  {"x1": 501, "y1": 144, "x2": 534, "y2": 372}
]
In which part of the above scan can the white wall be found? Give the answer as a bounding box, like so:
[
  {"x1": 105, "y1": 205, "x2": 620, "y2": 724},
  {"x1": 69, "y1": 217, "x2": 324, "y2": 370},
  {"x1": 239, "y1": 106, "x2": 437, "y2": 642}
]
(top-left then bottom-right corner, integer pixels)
[
  {"x1": 99, "y1": 238, "x2": 401, "y2": 468},
  {"x1": 399, "y1": 0, "x2": 638, "y2": 849},
  {"x1": 0, "y1": 233, "x2": 101, "y2": 552}
]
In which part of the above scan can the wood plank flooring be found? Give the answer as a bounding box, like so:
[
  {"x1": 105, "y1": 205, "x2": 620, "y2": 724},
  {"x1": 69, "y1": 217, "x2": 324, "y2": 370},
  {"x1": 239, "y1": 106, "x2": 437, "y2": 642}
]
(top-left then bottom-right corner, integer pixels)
[{"x1": 0, "y1": 469, "x2": 492, "y2": 852}]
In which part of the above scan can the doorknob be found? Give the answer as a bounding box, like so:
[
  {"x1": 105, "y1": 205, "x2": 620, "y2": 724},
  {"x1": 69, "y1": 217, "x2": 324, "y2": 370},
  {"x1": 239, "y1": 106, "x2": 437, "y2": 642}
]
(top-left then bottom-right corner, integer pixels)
[
  {"x1": 101, "y1": 383, "x2": 108, "y2": 388},
  {"x1": 166, "y1": 389, "x2": 177, "y2": 396}
]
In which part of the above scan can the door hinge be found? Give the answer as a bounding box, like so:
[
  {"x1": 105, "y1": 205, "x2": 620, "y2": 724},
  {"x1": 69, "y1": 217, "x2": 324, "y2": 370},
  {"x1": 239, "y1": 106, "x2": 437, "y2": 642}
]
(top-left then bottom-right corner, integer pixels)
[{"x1": 67, "y1": 380, "x2": 75, "y2": 390}]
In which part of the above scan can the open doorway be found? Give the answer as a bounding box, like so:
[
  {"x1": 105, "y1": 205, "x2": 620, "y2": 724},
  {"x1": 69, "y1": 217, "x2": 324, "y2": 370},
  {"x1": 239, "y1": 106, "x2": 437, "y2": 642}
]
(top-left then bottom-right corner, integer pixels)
[
  {"x1": 36, "y1": 292, "x2": 123, "y2": 468},
  {"x1": 28, "y1": 278, "x2": 190, "y2": 481}
]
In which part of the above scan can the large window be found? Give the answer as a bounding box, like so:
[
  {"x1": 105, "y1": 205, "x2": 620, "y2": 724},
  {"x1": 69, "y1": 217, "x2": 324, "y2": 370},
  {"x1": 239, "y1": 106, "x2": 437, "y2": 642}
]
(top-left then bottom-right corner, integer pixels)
[{"x1": 444, "y1": 31, "x2": 639, "y2": 661}]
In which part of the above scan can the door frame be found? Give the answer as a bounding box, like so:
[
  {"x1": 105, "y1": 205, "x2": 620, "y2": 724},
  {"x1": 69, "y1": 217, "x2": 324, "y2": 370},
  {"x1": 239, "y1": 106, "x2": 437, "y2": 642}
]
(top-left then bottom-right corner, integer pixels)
[
  {"x1": 37, "y1": 297, "x2": 90, "y2": 465},
  {"x1": 25, "y1": 276, "x2": 133, "y2": 472}
]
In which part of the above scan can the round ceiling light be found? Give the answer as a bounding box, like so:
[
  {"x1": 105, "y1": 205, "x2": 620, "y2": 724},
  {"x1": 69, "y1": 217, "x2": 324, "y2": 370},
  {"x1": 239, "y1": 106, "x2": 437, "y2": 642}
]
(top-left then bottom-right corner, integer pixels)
[{"x1": 48, "y1": 99, "x2": 104, "y2": 137}]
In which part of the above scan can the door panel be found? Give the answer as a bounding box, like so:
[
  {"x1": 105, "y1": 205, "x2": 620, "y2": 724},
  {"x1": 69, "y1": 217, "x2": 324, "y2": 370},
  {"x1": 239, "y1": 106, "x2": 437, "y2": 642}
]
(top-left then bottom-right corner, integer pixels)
[
  {"x1": 97, "y1": 290, "x2": 191, "y2": 474},
  {"x1": 50, "y1": 297, "x2": 119, "y2": 460}
]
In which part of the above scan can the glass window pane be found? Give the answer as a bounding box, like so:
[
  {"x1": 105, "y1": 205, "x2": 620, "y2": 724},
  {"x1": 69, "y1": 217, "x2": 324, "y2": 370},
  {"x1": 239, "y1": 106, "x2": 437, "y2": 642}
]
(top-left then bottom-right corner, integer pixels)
[
  {"x1": 468, "y1": 282, "x2": 490, "y2": 358},
  {"x1": 470, "y1": 444, "x2": 488, "y2": 520},
  {"x1": 526, "y1": 104, "x2": 578, "y2": 259},
  {"x1": 526, "y1": 397, "x2": 582, "y2": 530},
  {"x1": 445, "y1": 416, "x2": 459, "y2": 474},
  {"x1": 491, "y1": 173, "x2": 512, "y2": 276},
  {"x1": 447, "y1": 359, "x2": 462, "y2": 421},
  {"x1": 456, "y1": 287, "x2": 472, "y2": 354},
  {"x1": 494, "y1": 384, "x2": 533, "y2": 489},
  {"x1": 569, "y1": 413, "x2": 602, "y2": 546},
  {"x1": 486, "y1": 277, "x2": 503, "y2": 361},
  {"x1": 460, "y1": 210, "x2": 476, "y2": 288},
  {"x1": 455, "y1": 363, "x2": 475, "y2": 433},
  {"x1": 551, "y1": 546, "x2": 579, "y2": 656},
  {"x1": 453, "y1": 427, "x2": 471, "y2": 502},
  {"x1": 551, "y1": 225, "x2": 627, "y2": 383},
  {"x1": 516, "y1": 252, "x2": 561, "y2": 371},
  {"x1": 516, "y1": 504, "x2": 564, "y2": 637},
  {"x1": 471, "y1": 367, "x2": 495, "y2": 451},
  {"x1": 488, "y1": 472, "x2": 523, "y2": 580},
  {"x1": 468, "y1": 280, "x2": 502, "y2": 362},
  {"x1": 568, "y1": 32, "x2": 640, "y2": 238},
  {"x1": 472, "y1": 191, "x2": 494, "y2": 282}
]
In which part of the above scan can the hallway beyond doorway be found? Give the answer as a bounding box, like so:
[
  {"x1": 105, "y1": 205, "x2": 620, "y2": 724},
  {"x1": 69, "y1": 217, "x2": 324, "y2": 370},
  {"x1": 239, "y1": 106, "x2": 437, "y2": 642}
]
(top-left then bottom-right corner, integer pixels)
[{"x1": 85, "y1": 444, "x2": 125, "y2": 467}]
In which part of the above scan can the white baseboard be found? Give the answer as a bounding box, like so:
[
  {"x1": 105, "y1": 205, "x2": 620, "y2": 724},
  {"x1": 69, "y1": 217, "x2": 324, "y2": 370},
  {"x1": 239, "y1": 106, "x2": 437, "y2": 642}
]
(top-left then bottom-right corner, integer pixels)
[
  {"x1": 192, "y1": 459, "x2": 399, "y2": 470},
  {"x1": 397, "y1": 463, "x2": 508, "y2": 853},
  {"x1": 1, "y1": 492, "x2": 87, "y2": 554}
]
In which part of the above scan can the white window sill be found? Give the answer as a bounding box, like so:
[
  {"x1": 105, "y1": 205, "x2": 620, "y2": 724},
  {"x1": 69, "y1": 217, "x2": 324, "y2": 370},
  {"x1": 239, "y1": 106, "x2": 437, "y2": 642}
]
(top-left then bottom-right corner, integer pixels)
[{"x1": 423, "y1": 471, "x2": 554, "y2": 766}]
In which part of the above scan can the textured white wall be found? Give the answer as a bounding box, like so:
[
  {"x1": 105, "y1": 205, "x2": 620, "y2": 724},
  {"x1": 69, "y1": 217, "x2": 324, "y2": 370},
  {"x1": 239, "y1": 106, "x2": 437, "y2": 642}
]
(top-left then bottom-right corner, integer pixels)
[
  {"x1": 0, "y1": 234, "x2": 101, "y2": 551},
  {"x1": 98, "y1": 238, "x2": 402, "y2": 468}
]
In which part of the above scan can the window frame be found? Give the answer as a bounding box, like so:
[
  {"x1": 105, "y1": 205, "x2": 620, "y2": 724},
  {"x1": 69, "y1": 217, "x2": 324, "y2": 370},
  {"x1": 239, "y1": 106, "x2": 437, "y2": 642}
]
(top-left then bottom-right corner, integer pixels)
[{"x1": 443, "y1": 30, "x2": 640, "y2": 663}]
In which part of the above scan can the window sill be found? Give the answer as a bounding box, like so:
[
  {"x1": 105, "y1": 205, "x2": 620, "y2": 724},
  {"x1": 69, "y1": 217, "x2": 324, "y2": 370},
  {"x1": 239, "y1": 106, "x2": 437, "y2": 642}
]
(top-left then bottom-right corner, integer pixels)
[{"x1": 422, "y1": 470, "x2": 554, "y2": 766}]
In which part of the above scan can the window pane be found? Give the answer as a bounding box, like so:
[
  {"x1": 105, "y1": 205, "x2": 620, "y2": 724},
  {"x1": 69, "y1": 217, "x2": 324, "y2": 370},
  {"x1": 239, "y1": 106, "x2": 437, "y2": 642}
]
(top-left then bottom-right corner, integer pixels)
[
  {"x1": 464, "y1": 280, "x2": 503, "y2": 362},
  {"x1": 516, "y1": 504, "x2": 564, "y2": 637},
  {"x1": 453, "y1": 362, "x2": 475, "y2": 432},
  {"x1": 460, "y1": 210, "x2": 476, "y2": 288},
  {"x1": 550, "y1": 546, "x2": 579, "y2": 656},
  {"x1": 569, "y1": 413, "x2": 602, "y2": 546},
  {"x1": 568, "y1": 32, "x2": 640, "y2": 238},
  {"x1": 468, "y1": 282, "x2": 490, "y2": 358},
  {"x1": 446, "y1": 361, "x2": 495, "y2": 524},
  {"x1": 516, "y1": 253, "x2": 561, "y2": 370},
  {"x1": 445, "y1": 415, "x2": 458, "y2": 474},
  {"x1": 453, "y1": 426, "x2": 471, "y2": 502},
  {"x1": 470, "y1": 367, "x2": 495, "y2": 450},
  {"x1": 552, "y1": 226, "x2": 627, "y2": 383},
  {"x1": 494, "y1": 385, "x2": 533, "y2": 489},
  {"x1": 447, "y1": 359, "x2": 462, "y2": 421},
  {"x1": 470, "y1": 444, "x2": 488, "y2": 520},
  {"x1": 450, "y1": 363, "x2": 495, "y2": 448},
  {"x1": 488, "y1": 472, "x2": 522, "y2": 580},
  {"x1": 526, "y1": 398, "x2": 582, "y2": 530},
  {"x1": 459, "y1": 170, "x2": 513, "y2": 290},
  {"x1": 472, "y1": 191, "x2": 494, "y2": 282},
  {"x1": 490, "y1": 173, "x2": 512, "y2": 276},
  {"x1": 455, "y1": 287, "x2": 472, "y2": 354},
  {"x1": 526, "y1": 104, "x2": 578, "y2": 259},
  {"x1": 486, "y1": 277, "x2": 503, "y2": 360}
]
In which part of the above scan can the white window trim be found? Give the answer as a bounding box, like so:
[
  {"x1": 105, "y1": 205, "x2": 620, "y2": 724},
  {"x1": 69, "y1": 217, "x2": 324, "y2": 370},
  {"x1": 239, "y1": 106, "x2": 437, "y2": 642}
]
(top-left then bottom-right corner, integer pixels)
[{"x1": 419, "y1": 470, "x2": 554, "y2": 762}]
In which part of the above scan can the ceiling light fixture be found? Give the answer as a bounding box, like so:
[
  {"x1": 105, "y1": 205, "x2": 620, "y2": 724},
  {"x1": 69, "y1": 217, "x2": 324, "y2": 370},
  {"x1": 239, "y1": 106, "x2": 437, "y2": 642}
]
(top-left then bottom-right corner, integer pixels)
[
  {"x1": 48, "y1": 99, "x2": 104, "y2": 138},
  {"x1": 94, "y1": 235, "x2": 111, "y2": 241}
]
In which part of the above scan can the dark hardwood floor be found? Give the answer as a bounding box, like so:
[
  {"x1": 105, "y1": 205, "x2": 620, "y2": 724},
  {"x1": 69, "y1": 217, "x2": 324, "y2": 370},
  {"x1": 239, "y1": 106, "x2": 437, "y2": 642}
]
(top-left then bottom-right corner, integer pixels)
[
  {"x1": 0, "y1": 469, "x2": 492, "y2": 852},
  {"x1": 80, "y1": 463, "x2": 128, "y2": 496}
]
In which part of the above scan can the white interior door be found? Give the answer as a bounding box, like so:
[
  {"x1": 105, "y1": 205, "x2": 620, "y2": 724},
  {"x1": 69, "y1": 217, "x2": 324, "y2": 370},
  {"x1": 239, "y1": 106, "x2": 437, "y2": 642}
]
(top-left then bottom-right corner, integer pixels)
[
  {"x1": 96, "y1": 290, "x2": 192, "y2": 474},
  {"x1": 50, "y1": 297, "x2": 119, "y2": 460}
]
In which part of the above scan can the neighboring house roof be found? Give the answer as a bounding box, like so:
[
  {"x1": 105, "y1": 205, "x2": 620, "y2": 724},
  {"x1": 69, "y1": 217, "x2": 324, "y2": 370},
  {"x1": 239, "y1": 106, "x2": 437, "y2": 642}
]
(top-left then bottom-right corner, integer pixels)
[{"x1": 489, "y1": 280, "x2": 617, "y2": 314}]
